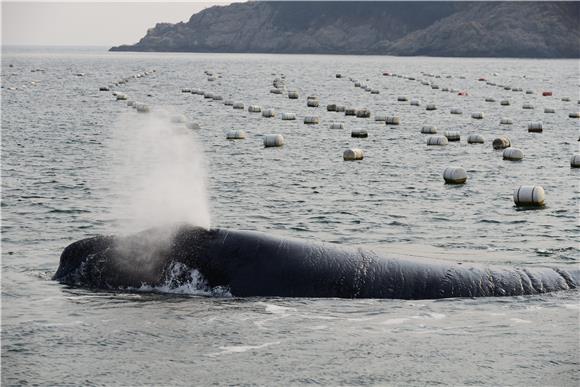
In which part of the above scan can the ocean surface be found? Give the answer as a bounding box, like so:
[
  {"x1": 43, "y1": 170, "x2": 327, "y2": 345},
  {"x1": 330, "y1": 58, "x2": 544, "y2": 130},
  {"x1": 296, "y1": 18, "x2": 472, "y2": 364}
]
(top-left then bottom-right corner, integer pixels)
[{"x1": 2, "y1": 47, "x2": 579, "y2": 386}]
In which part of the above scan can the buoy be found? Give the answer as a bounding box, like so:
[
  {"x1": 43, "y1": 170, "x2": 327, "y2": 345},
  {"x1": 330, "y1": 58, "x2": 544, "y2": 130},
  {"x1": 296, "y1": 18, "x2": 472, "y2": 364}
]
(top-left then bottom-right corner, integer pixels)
[
  {"x1": 270, "y1": 88, "x2": 283, "y2": 94},
  {"x1": 99, "y1": 86, "x2": 110, "y2": 91},
  {"x1": 343, "y1": 148, "x2": 364, "y2": 161},
  {"x1": 351, "y1": 129, "x2": 368, "y2": 138},
  {"x1": 345, "y1": 108, "x2": 356, "y2": 116},
  {"x1": 421, "y1": 125, "x2": 437, "y2": 134},
  {"x1": 263, "y1": 134, "x2": 285, "y2": 147},
  {"x1": 386, "y1": 116, "x2": 401, "y2": 125},
  {"x1": 304, "y1": 116, "x2": 320, "y2": 124},
  {"x1": 569, "y1": 112, "x2": 580, "y2": 118},
  {"x1": 444, "y1": 130, "x2": 460, "y2": 142},
  {"x1": 471, "y1": 112, "x2": 484, "y2": 119},
  {"x1": 450, "y1": 108, "x2": 462, "y2": 114},
  {"x1": 528, "y1": 122, "x2": 543, "y2": 133},
  {"x1": 127, "y1": 100, "x2": 135, "y2": 107},
  {"x1": 467, "y1": 134, "x2": 484, "y2": 144},
  {"x1": 397, "y1": 96, "x2": 408, "y2": 102},
  {"x1": 431, "y1": 85, "x2": 440, "y2": 90},
  {"x1": 226, "y1": 130, "x2": 246, "y2": 139},
  {"x1": 513, "y1": 186, "x2": 545, "y2": 207},
  {"x1": 561, "y1": 97, "x2": 571, "y2": 102},
  {"x1": 212, "y1": 95, "x2": 223, "y2": 101},
  {"x1": 307, "y1": 99, "x2": 319, "y2": 107},
  {"x1": 500, "y1": 100, "x2": 510, "y2": 106},
  {"x1": 426, "y1": 136, "x2": 448, "y2": 146},
  {"x1": 503, "y1": 148, "x2": 524, "y2": 161},
  {"x1": 248, "y1": 105, "x2": 262, "y2": 113},
  {"x1": 571, "y1": 154, "x2": 580, "y2": 168},
  {"x1": 327, "y1": 104, "x2": 337, "y2": 111},
  {"x1": 374, "y1": 114, "x2": 387, "y2": 122},
  {"x1": 500, "y1": 118, "x2": 513, "y2": 125},
  {"x1": 203, "y1": 92, "x2": 214, "y2": 99},
  {"x1": 354, "y1": 82, "x2": 361, "y2": 87},
  {"x1": 410, "y1": 100, "x2": 420, "y2": 106},
  {"x1": 262, "y1": 109, "x2": 276, "y2": 118},
  {"x1": 522, "y1": 103, "x2": 534, "y2": 109},
  {"x1": 336, "y1": 74, "x2": 342, "y2": 78},
  {"x1": 330, "y1": 123, "x2": 344, "y2": 129},
  {"x1": 544, "y1": 108, "x2": 555, "y2": 113},
  {"x1": 288, "y1": 91, "x2": 299, "y2": 99},
  {"x1": 186, "y1": 122, "x2": 200, "y2": 130},
  {"x1": 443, "y1": 167, "x2": 467, "y2": 184},
  {"x1": 281, "y1": 113, "x2": 296, "y2": 120},
  {"x1": 492, "y1": 136, "x2": 511, "y2": 149},
  {"x1": 135, "y1": 103, "x2": 150, "y2": 113},
  {"x1": 116, "y1": 93, "x2": 128, "y2": 100},
  {"x1": 233, "y1": 102, "x2": 244, "y2": 109},
  {"x1": 542, "y1": 91, "x2": 552, "y2": 96},
  {"x1": 336, "y1": 106, "x2": 346, "y2": 112},
  {"x1": 224, "y1": 100, "x2": 234, "y2": 106},
  {"x1": 371, "y1": 89, "x2": 380, "y2": 94},
  {"x1": 426, "y1": 104, "x2": 437, "y2": 111},
  {"x1": 485, "y1": 97, "x2": 496, "y2": 102},
  {"x1": 356, "y1": 109, "x2": 371, "y2": 118}
]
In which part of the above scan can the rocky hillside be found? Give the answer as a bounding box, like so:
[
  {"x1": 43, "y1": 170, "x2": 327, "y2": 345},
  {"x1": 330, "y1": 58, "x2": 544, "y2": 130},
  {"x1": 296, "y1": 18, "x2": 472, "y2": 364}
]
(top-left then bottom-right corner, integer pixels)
[{"x1": 110, "y1": 1, "x2": 580, "y2": 58}]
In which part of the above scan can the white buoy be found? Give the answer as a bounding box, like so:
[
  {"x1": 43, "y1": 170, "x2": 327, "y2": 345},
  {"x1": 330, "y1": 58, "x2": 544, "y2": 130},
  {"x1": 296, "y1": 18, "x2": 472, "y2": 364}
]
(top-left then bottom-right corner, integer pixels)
[
  {"x1": 270, "y1": 88, "x2": 283, "y2": 94},
  {"x1": 467, "y1": 134, "x2": 484, "y2": 144},
  {"x1": 522, "y1": 103, "x2": 534, "y2": 109},
  {"x1": 327, "y1": 104, "x2": 337, "y2": 111},
  {"x1": 492, "y1": 136, "x2": 511, "y2": 149},
  {"x1": 528, "y1": 122, "x2": 543, "y2": 133},
  {"x1": 203, "y1": 92, "x2": 214, "y2": 99},
  {"x1": 471, "y1": 112, "x2": 484, "y2": 119},
  {"x1": 426, "y1": 136, "x2": 448, "y2": 146},
  {"x1": 281, "y1": 113, "x2": 296, "y2": 120},
  {"x1": 343, "y1": 148, "x2": 364, "y2": 161},
  {"x1": 304, "y1": 116, "x2": 320, "y2": 124},
  {"x1": 444, "y1": 130, "x2": 460, "y2": 142},
  {"x1": 345, "y1": 108, "x2": 356, "y2": 116},
  {"x1": 570, "y1": 154, "x2": 580, "y2": 168},
  {"x1": 526, "y1": 90, "x2": 533, "y2": 94},
  {"x1": 500, "y1": 118, "x2": 513, "y2": 125},
  {"x1": 386, "y1": 116, "x2": 400, "y2": 125},
  {"x1": 485, "y1": 97, "x2": 496, "y2": 102},
  {"x1": 569, "y1": 112, "x2": 580, "y2": 118},
  {"x1": 263, "y1": 134, "x2": 285, "y2": 147},
  {"x1": 374, "y1": 114, "x2": 387, "y2": 122},
  {"x1": 116, "y1": 93, "x2": 128, "y2": 100},
  {"x1": 330, "y1": 123, "x2": 344, "y2": 129},
  {"x1": 500, "y1": 100, "x2": 510, "y2": 106},
  {"x1": 443, "y1": 167, "x2": 467, "y2": 184},
  {"x1": 262, "y1": 109, "x2": 276, "y2": 118},
  {"x1": 544, "y1": 108, "x2": 555, "y2": 113},
  {"x1": 307, "y1": 99, "x2": 319, "y2": 107},
  {"x1": 371, "y1": 89, "x2": 380, "y2": 94},
  {"x1": 421, "y1": 125, "x2": 437, "y2": 134},
  {"x1": 397, "y1": 96, "x2": 408, "y2": 102},
  {"x1": 186, "y1": 122, "x2": 200, "y2": 130},
  {"x1": 248, "y1": 105, "x2": 262, "y2": 113},
  {"x1": 503, "y1": 148, "x2": 524, "y2": 161},
  {"x1": 351, "y1": 129, "x2": 368, "y2": 138},
  {"x1": 450, "y1": 108, "x2": 462, "y2": 115},
  {"x1": 410, "y1": 100, "x2": 420, "y2": 106},
  {"x1": 233, "y1": 102, "x2": 244, "y2": 109},
  {"x1": 426, "y1": 104, "x2": 437, "y2": 111},
  {"x1": 562, "y1": 97, "x2": 571, "y2": 102},
  {"x1": 513, "y1": 186, "x2": 545, "y2": 207},
  {"x1": 356, "y1": 109, "x2": 371, "y2": 118},
  {"x1": 224, "y1": 100, "x2": 234, "y2": 106},
  {"x1": 288, "y1": 90, "x2": 299, "y2": 99},
  {"x1": 336, "y1": 106, "x2": 346, "y2": 112},
  {"x1": 226, "y1": 130, "x2": 246, "y2": 139}
]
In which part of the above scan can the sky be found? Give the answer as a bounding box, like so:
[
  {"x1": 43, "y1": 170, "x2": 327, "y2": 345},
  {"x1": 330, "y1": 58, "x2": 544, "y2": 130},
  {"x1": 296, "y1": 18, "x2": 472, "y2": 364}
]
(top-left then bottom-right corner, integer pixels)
[{"x1": 1, "y1": 1, "x2": 238, "y2": 46}]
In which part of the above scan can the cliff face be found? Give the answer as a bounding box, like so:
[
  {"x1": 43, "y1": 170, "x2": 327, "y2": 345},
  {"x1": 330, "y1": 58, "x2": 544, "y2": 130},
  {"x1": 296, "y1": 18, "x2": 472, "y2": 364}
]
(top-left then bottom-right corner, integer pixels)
[{"x1": 110, "y1": 1, "x2": 580, "y2": 58}]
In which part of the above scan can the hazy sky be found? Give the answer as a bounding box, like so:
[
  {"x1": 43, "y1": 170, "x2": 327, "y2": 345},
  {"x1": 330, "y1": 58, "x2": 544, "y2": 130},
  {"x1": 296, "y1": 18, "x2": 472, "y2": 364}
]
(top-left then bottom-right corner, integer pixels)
[{"x1": 2, "y1": 1, "x2": 238, "y2": 46}]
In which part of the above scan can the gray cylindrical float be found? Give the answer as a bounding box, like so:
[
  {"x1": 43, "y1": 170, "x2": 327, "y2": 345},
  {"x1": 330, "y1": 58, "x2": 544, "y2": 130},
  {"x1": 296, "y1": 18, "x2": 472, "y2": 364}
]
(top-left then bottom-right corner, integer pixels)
[
  {"x1": 492, "y1": 136, "x2": 511, "y2": 149},
  {"x1": 374, "y1": 114, "x2": 387, "y2": 122},
  {"x1": 343, "y1": 148, "x2": 364, "y2": 161},
  {"x1": 336, "y1": 106, "x2": 346, "y2": 112},
  {"x1": 426, "y1": 136, "x2": 448, "y2": 146},
  {"x1": 426, "y1": 104, "x2": 437, "y2": 111},
  {"x1": 528, "y1": 122, "x2": 543, "y2": 133},
  {"x1": 345, "y1": 108, "x2": 356, "y2": 116},
  {"x1": 471, "y1": 112, "x2": 484, "y2": 119},
  {"x1": 288, "y1": 90, "x2": 299, "y2": 99},
  {"x1": 500, "y1": 100, "x2": 510, "y2": 106},
  {"x1": 421, "y1": 125, "x2": 437, "y2": 134},
  {"x1": 500, "y1": 118, "x2": 513, "y2": 125},
  {"x1": 450, "y1": 108, "x2": 462, "y2": 114},
  {"x1": 270, "y1": 88, "x2": 283, "y2": 94},
  {"x1": 212, "y1": 95, "x2": 223, "y2": 101},
  {"x1": 327, "y1": 104, "x2": 337, "y2": 111},
  {"x1": 503, "y1": 148, "x2": 524, "y2": 161},
  {"x1": 135, "y1": 103, "x2": 150, "y2": 113},
  {"x1": 571, "y1": 154, "x2": 580, "y2": 168},
  {"x1": 304, "y1": 116, "x2": 320, "y2": 124},
  {"x1": 522, "y1": 103, "x2": 534, "y2": 109},
  {"x1": 281, "y1": 112, "x2": 296, "y2": 120},
  {"x1": 513, "y1": 185, "x2": 545, "y2": 207},
  {"x1": 444, "y1": 130, "x2": 460, "y2": 142},
  {"x1": 356, "y1": 109, "x2": 371, "y2": 118},
  {"x1": 226, "y1": 130, "x2": 246, "y2": 139},
  {"x1": 248, "y1": 105, "x2": 262, "y2": 113},
  {"x1": 467, "y1": 134, "x2": 484, "y2": 144},
  {"x1": 443, "y1": 167, "x2": 467, "y2": 184},
  {"x1": 562, "y1": 97, "x2": 571, "y2": 102},
  {"x1": 224, "y1": 100, "x2": 234, "y2": 106},
  {"x1": 386, "y1": 116, "x2": 400, "y2": 125},
  {"x1": 351, "y1": 129, "x2": 368, "y2": 138},
  {"x1": 330, "y1": 123, "x2": 344, "y2": 129},
  {"x1": 397, "y1": 96, "x2": 408, "y2": 102},
  {"x1": 263, "y1": 134, "x2": 285, "y2": 147},
  {"x1": 233, "y1": 102, "x2": 244, "y2": 109},
  {"x1": 569, "y1": 112, "x2": 580, "y2": 118},
  {"x1": 410, "y1": 100, "x2": 420, "y2": 106},
  {"x1": 544, "y1": 107, "x2": 555, "y2": 113},
  {"x1": 262, "y1": 109, "x2": 276, "y2": 118},
  {"x1": 307, "y1": 99, "x2": 319, "y2": 107},
  {"x1": 485, "y1": 97, "x2": 496, "y2": 102}
]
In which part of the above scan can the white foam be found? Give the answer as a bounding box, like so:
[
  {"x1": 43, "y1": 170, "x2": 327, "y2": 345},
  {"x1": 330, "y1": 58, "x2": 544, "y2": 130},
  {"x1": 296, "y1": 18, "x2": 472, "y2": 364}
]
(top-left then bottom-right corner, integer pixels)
[{"x1": 207, "y1": 341, "x2": 280, "y2": 357}]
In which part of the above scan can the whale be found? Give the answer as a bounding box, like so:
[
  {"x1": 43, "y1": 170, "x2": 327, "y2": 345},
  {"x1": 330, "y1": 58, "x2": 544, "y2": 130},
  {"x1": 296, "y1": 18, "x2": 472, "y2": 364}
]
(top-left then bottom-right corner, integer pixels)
[{"x1": 53, "y1": 224, "x2": 579, "y2": 299}]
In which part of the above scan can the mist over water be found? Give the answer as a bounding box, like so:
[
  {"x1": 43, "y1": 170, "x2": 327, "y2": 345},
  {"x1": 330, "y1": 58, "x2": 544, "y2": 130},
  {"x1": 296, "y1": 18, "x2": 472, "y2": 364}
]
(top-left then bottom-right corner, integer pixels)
[{"x1": 107, "y1": 109, "x2": 211, "y2": 234}]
